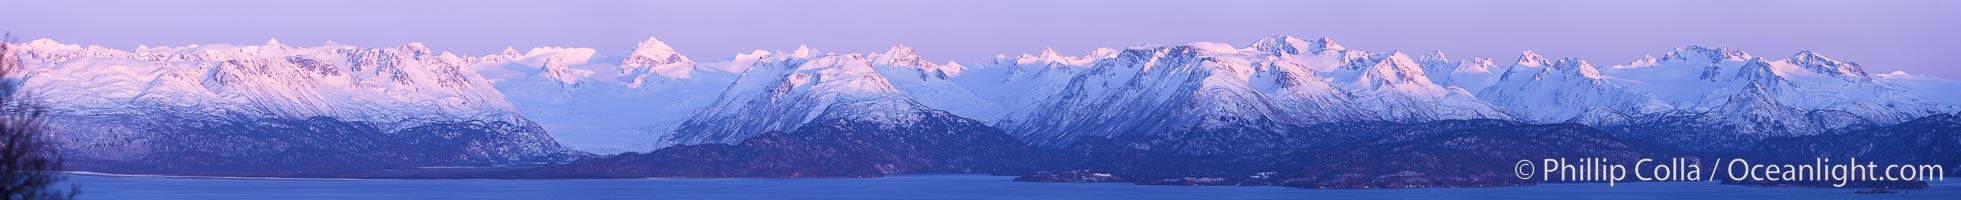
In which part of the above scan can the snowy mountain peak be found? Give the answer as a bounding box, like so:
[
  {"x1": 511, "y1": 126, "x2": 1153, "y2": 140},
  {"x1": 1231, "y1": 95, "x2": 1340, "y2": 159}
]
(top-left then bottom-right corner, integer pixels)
[
  {"x1": 1459, "y1": 57, "x2": 1497, "y2": 73},
  {"x1": 1419, "y1": 51, "x2": 1449, "y2": 62},
  {"x1": 1549, "y1": 57, "x2": 1603, "y2": 79},
  {"x1": 25, "y1": 38, "x2": 76, "y2": 51},
  {"x1": 790, "y1": 44, "x2": 818, "y2": 58},
  {"x1": 1499, "y1": 51, "x2": 1553, "y2": 81},
  {"x1": 873, "y1": 45, "x2": 926, "y2": 67},
  {"x1": 615, "y1": 36, "x2": 709, "y2": 83},
  {"x1": 620, "y1": 36, "x2": 694, "y2": 74},
  {"x1": 538, "y1": 57, "x2": 590, "y2": 87},
  {"x1": 1790, "y1": 50, "x2": 1827, "y2": 60},
  {"x1": 1246, "y1": 35, "x2": 1307, "y2": 55},
  {"x1": 1416, "y1": 54, "x2": 1502, "y2": 92},
  {"x1": 1246, "y1": 35, "x2": 1345, "y2": 55},
  {"x1": 886, "y1": 45, "x2": 918, "y2": 55},
  {"x1": 988, "y1": 46, "x2": 1098, "y2": 77},
  {"x1": 667, "y1": 44, "x2": 1010, "y2": 145},
  {"x1": 1786, "y1": 50, "x2": 1869, "y2": 78},
  {"x1": 1038, "y1": 46, "x2": 1066, "y2": 60},
  {"x1": 633, "y1": 36, "x2": 679, "y2": 53},
  {"x1": 755, "y1": 52, "x2": 899, "y2": 95},
  {"x1": 1628, "y1": 55, "x2": 1660, "y2": 67},
  {"x1": 1347, "y1": 52, "x2": 1437, "y2": 87},
  {"x1": 14, "y1": 39, "x2": 524, "y2": 127},
  {"x1": 1311, "y1": 37, "x2": 1346, "y2": 52},
  {"x1": 1732, "y1": 57, "x2": 1786, "y2": 82},
  {"x1": 991, "y1": 46, "x2": 1095, "y2": 70},
  {"x1": 404, "y1": 42, "x2": 431, "y2": 54},
  {"x1": 500, "y1": 46, "x2": 522, "y2": 58},
  {"x1": 1665, "y1": 45, "x2": 1752, "y2": 62},
  {"x1": 1516, "y1": 50, "x2": 1550, "y2": 67},
  {"x1": 1415, "y1": 51, "x2": 1460, "y2": 77},
  {"x1": 21, "y1": 36, "x2": 1961, "y2": 154},
  {"x1": 871, "y1": 45, "x2": 966, "y2": 77}
]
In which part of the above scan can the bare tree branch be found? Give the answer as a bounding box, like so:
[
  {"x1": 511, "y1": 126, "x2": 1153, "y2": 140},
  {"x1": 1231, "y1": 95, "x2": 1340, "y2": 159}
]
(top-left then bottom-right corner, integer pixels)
[{"x1": 0, "y1": 32, "x2": 79, "y2": 200}]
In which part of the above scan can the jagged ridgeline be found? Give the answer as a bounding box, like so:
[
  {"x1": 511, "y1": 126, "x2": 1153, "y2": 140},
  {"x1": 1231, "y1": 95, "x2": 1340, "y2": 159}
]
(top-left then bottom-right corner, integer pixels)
[
  {"x1": 11, "y1": 39, "x2": 586, "y2": 176},
  {"x1": 8, "y1": 35, "x2": 1959, "y2": 184}
]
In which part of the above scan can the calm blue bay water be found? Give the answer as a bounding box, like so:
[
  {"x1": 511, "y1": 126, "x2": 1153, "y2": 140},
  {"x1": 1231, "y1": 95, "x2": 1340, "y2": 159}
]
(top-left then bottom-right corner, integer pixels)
[{"x1": 71, "y1": 174, "x2": 1957, "y2": 200}]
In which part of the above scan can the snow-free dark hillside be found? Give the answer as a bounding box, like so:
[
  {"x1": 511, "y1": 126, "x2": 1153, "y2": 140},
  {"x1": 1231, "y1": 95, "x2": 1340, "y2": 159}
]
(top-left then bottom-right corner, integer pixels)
[
  {"x1": 57, "y1": 115, "x2": 585, "y2": 176},
  {"x1": 1748, "y1": 113, "x2": 1961, "y2": 174},
  {"x1": 547, "y1": 99, "x2": 1031, "y2": 178},
  {"x1": 1015, "y1": 120, "x2": 1674, "y2": 188}
]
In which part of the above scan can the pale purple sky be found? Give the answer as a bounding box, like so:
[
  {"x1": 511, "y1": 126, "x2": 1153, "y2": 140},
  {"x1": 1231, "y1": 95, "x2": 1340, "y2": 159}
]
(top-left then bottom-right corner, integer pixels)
[{"x1": 4, "y1": 0, "x2": 1956, "y2": 77}]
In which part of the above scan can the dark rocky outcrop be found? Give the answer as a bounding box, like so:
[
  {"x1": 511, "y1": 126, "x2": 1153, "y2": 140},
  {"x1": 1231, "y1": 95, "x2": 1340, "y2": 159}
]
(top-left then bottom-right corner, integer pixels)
[
  {"x1": 1278, "y1": 123, "x2": 1670, "y2": 188},
  {"x1": 1723, "y1": 113, "x2": 1961, "y2": 188},
  {"x1": 543, "y1": 100, "x2": 1033, "y2": 178},
  {"x1": 62, "y1": 116, "x2": 587, "y2": 177},
  {"x1": 1017, "y1": 120, "x2": 1676, "y2": 188},
  {"x1": 1749, "y1": 113, "x2": 1960, "y2": 173},
  {"x1": 1013, "y1": 170, "x2": 1126, "y2": 183}
]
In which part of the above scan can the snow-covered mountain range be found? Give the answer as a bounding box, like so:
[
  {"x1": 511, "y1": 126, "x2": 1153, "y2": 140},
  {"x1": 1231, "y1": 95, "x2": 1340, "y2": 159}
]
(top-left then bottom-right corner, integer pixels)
[
  {"x1": 665, "y1": 45, "x2": 1000, "y2": 146},
  {"x1": 16, "y1": 38, "x2": 514, "y2": 121},
  {"x1": 9, "y1": 35, "x2": 1958, "y2": 154},
  {"x1": 6, "y1": 39, "x2": 581, "y2": 172},
  {"x1": 1478, "y1": 46, "x2": 1955, "y2": 137},
  {"x1": 469, "y1": 37, "x2": 752, "y2": 153}
]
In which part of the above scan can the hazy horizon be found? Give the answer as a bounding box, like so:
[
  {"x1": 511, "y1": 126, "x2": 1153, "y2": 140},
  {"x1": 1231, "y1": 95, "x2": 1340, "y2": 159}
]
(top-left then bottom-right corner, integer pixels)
[{"x1": 5, "y1": 0, "x2": 1956, "y2": 77}]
